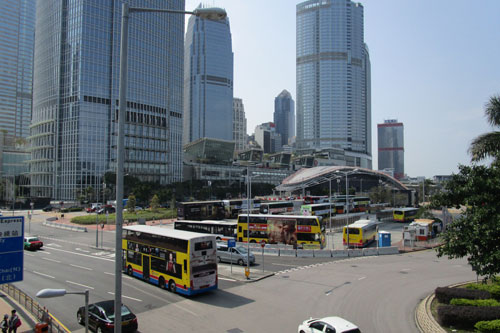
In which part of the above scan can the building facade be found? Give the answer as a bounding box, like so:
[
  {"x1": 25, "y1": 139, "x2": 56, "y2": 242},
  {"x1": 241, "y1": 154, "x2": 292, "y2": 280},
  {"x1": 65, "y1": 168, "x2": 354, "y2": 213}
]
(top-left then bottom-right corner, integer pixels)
[
  {"x1": 378, "y1": 119, "x2": 404, "y2": 179},
  {"x1": 233, "y1": 98, "x2": 247, "y2": 152},
  {"x1": 254, "y1": 122, "x2": 282, "y2": 154},
  {"x1": 0, "y1": 0, "x2": 35, "y2": 139},
  {"x1": 274, "y1": 90, "x2": 295, "y2": 148},
  {"x1": 184, "y1": 6, "x2": 233, "y2": 144},
  {"x1": 296, "y1": 0, "x2": 371, "y2": 168},
  {"x1": 29, "y1": 0, "x2": 184, "y2": 200}
]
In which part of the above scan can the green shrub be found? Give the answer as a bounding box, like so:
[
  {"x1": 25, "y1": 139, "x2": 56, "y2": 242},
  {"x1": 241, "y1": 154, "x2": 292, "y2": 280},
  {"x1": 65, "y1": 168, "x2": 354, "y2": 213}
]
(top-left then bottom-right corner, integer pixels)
[
  {"x1": 450, "y1": 298, "x2": 500, "y2": 307},
  {"x1": 475, "y1": 319, "x2": 500, "y2": 333},
  {"x1": 467, "y1": 283, "x2": 500, "y2": 300},
  {"x1": 435, "y1": 286, "x2": 491, "y2": 304},
  {"x1": 61, "y1": 207, "x2": 83, "y2": 213},
  {"x1": 70, "y1": 210, "x2": 174, "y2": 225},
  {"x1": 437, "y1": 305, "x2": 500, "y2": 329}
]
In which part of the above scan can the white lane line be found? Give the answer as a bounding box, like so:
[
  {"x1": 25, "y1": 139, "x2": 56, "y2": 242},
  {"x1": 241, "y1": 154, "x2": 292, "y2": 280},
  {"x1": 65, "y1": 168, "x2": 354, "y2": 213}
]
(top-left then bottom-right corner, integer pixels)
[
  {"x1": 42, "y1": 257, "x2": 61, "y2": 263},
  {"x1": 66, "y1": 281, "x2": 94, "y2": 290},
  {"x1": 107, "y1": 292, "x2": 142, "y2": 302},
  {"x1": 218, "y1": 277, "x2": 237, "y2": 282},
  {"x1": 46, "y1": 243, "x2": 62, "y2": 248},
  {"x1": 75, "y1": 248, "x2": 91, "y2": 253},
  {"x1": 104, "y1": 272, "x2": 114, "y2": 276},
  {"x1": 44, "y1": 246, "x2": 114, "y2": 262},
  {"x1": 33, "y1": 271, "x2": 55, "y2": 279},
  {"x1": 358, "y1": 276, "x2": 366, "y2": 281},
  {"x1": 41, "y1": 251, "x2": 51, "y2": 255},
  {"x1": 70, "y1": 264, "x2": 93, "y2": 271},
  {"x1": 271, "y1": 263, "x2": 302, "y2": 267},
  {"x1": 25, "y1": 253, "x2": 34, "y2": 257}
]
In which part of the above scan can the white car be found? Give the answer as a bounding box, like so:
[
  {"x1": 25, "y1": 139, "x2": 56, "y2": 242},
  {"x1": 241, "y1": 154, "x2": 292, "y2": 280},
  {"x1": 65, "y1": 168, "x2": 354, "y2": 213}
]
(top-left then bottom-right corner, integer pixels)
[{"x1": 298, "y1": 317, "x2": 361, "y2": 333}]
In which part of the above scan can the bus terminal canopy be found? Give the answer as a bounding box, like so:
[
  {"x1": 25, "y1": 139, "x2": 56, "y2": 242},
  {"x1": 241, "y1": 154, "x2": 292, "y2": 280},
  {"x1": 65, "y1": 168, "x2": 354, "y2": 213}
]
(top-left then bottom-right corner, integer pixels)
[{"x1": 275, "y1": 166, "x2": 409, "y2": 193}]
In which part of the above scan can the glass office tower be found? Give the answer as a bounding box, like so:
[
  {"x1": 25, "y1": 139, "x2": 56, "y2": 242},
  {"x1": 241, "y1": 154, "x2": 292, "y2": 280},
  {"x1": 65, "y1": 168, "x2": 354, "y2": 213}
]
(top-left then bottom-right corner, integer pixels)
[
  {"x1": 30, "y1": 0, "x2": 184, "y2": 200},
  {"x1": 274, "y1": 90, "x2": 295, "y2": 148},
  {"x1": 296, "y1": 0, "x2": 371, "y2": 165},
  {"x1": 378, "y1": 119, "x2": 404, "y2": 179},
  {"x1": 184, "y1": 6, "x2": 233, "y2": 144},
  {"x1": 0, "y1": 0, "x2": 35, "y2": 139}
]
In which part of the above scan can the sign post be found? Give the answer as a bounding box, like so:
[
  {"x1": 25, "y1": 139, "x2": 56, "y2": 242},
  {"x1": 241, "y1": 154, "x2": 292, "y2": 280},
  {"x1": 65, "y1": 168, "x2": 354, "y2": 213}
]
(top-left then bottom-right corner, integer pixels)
[
  {"x1": 228, "y1": 239, "x2": 235, "y2": 274},
  {"x1": 0, "y1": 216, "x2": 24, "y2": 284},
  {"x1": 261, "y1": 240, "x2": 265, "y2": 273}
]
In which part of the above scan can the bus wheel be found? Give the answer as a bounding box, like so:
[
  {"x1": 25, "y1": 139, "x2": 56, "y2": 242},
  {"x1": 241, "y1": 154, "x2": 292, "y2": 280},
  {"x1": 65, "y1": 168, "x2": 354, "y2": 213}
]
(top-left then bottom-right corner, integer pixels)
[
  {"x1": 168, "y1": 280, "x2": 176, "y2": 293},
  {"x1": 216, "y1": 237, "x2": 221, "y2": 241},
  {"x1": 127, "y1": 265, "x2": 133, "y2": 276},
  {"x1": 250, "y1": 240, "x2": 256, "y2": 243},
  {"x1": 159, "y1": 277, "x2": 165, "y2": 289}
]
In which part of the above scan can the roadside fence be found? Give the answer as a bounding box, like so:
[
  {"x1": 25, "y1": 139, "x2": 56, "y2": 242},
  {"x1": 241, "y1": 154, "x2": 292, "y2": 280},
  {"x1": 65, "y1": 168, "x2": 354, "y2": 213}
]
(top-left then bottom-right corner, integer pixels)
[{"x1": 1, "y1": 284, "x2": 70, "y2": 333}]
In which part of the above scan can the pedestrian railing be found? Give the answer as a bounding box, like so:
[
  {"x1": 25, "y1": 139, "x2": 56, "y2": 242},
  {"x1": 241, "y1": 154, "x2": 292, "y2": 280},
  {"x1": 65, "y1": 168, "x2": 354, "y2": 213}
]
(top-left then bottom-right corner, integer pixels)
[{"x1": 1, "y1": 284, "x2": 70, "y2": 333}]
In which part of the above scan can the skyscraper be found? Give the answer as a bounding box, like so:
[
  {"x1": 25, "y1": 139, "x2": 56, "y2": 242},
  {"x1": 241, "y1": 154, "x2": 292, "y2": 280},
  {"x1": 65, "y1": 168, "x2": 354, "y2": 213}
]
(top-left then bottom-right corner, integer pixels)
[
  {"x1": 378, "y1": 119, "x2": 404, "y2": 179},
  {"x1": 296, "y1": 0, "x2": 371, "y2": 168},
  {"x1": 233, "y1": 98, "x2": 247, "y2": 152},
  {"x1": 274, "y1": 90, "x2": 295, "y2": 148},
  {"x1": 0, "y1": 0, "x2": 35, "y2": 139},
  {"x1": 184, "y1": 4, "x2": 233, "y2": 145},
  {"x1": 254, "y1": 122, "x2": 281, "y2": 154},
  {"x1": 29, "y1": 0, "x2": 184, "y2": 200}
]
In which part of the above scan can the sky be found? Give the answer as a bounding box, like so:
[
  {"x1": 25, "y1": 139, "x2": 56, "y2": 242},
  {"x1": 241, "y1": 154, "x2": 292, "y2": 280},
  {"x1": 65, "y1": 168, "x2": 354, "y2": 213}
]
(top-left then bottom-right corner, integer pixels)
[{"x1": 185, "y1": 0, "x2": 500, "y2": 178}]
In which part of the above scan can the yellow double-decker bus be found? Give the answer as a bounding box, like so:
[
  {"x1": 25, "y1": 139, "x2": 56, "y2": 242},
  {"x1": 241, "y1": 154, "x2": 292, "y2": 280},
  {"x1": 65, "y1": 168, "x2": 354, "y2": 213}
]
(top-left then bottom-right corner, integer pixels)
[
  {"x1": 393, "y1": 207, "x2": 418, "y2": 222},
  {"x1": 123, "y1": 225, "x2": 217, "y2": 296},
  {"x1": 343, "y1": 219, "x2": 377, "y2": 248},
  {"x1": 236, "y1": 214, "x2": 325, "y2": 249}
]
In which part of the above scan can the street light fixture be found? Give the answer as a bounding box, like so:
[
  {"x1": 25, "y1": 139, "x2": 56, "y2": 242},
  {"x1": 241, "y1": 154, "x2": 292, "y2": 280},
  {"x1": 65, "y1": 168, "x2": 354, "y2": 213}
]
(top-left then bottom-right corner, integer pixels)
[
  {"x1": 115, "y1": 5, "x2": 226, "y2": 332},
  {"x1": 36, "y1": 288, "x2": 89, "y2": 333},
  {"x1": 335, "y1": 169, "x2": 359, "y2": 249}
]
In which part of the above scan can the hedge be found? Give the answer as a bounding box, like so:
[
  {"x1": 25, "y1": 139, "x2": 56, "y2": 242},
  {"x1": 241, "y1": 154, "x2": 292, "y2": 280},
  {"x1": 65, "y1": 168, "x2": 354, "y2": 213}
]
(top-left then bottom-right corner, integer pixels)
[
  {"x1": 435, "y1": 286, "x2": 491, "y2": 304},
  {"x1": 450, "y1": 298, "x2": 500, "y2": 307},
  {"x1": 475, "y1": 319, "x2": 500, "y2": 333},
  {"x1": 467, "y1": 283, "x2": 500, "y2": 300},
  {"x1": 437, "y1": 305, "x2": 500, "y2": 329},
  {"x1": 60, "y1": 207, "x2": 84, "y2": 213},
  {"x1": 70, "y1": 209, "x2": 176, "y2": 225}
]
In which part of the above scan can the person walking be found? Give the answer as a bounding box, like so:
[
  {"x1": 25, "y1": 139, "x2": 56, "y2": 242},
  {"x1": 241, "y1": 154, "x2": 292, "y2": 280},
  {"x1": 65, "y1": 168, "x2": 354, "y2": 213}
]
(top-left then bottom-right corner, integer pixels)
[
  {"x1": 1, "y1": 314, "x2": 8, "y2": 333},
  {"x1": 8, "y1": 310, "x2": 21, "y2": 333}
]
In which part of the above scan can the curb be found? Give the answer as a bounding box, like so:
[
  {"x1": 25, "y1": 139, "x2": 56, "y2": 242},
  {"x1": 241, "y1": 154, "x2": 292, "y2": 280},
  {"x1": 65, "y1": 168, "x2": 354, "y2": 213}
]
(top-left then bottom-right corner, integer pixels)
[{"x1": 43, "y1": 220, "x2": 87, "y2": 232}]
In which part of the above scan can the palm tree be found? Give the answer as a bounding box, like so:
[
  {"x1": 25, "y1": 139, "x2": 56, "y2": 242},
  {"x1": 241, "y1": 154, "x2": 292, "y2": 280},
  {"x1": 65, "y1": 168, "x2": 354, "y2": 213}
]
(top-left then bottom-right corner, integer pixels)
[{"x1": 469, "y1": 95, "x2": 500, "y2": 162}]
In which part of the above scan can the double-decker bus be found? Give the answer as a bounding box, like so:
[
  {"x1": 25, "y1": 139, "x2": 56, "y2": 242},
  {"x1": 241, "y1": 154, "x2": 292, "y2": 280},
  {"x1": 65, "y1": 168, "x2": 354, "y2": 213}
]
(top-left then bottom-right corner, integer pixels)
[
  {"x1": 300, "y1": 203, "x2": 334, "y2": 220},
  {"x1": 343, "y1": 219, "x2": 377, "y2": 248},
  {"x1": 177, "y1": 200, "x2": 225, "y2": 220},
  {"x1": 259, "y1": 201, "x2": 294, "y2": 214},
  {"x1": 236, "y1": 214, "x2": 325, "y2": 249},
  {"x1": 352, "y1": 196, "x2": 371, "y2": 212},
  {"x1": 303, "y1": 195, "x2": 329, "y2": 204},
  {"x1": 222, "y1": 199, "x2": 261, "y2": 219},
  {"x1": 393, "y1": 207, "x2": 418, "y2": 222},
  {"x1": 174, "y1": 220, "x2": 237, "y2": 242},
  {"x1": 123, "y1": 225, "x2": 217, "y2": 296}
]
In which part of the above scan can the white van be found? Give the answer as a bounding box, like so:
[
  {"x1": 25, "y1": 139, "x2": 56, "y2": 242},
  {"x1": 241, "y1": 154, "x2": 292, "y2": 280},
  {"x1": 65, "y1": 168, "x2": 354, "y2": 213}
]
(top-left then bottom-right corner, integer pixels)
[{"x1": 216, "y1": 243, "x2": 255, "y2": 266}]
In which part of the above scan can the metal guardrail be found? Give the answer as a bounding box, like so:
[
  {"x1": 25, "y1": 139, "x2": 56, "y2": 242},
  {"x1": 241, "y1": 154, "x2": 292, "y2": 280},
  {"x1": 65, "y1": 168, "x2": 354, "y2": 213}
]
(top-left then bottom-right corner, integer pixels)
[{"x1": 1, "y1": 284, "x2": 70, "y2": 333}]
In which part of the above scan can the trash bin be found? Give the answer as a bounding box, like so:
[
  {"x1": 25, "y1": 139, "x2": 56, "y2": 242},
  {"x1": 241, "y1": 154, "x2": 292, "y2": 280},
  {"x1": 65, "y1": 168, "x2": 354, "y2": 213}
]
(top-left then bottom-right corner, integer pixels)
[
  {"x1": 378, "y1": 231, "x2": 391, "y2": 247},
  {"x1": 35, "y1": 322, "x2": 49, "y2": 332}
]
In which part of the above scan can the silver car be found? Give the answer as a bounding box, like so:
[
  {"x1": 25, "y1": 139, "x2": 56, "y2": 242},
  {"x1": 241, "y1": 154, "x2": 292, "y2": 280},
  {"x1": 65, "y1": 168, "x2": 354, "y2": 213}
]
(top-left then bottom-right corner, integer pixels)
[{"x1": 217, "y1": 243, "x2": 255, "y2": 266}]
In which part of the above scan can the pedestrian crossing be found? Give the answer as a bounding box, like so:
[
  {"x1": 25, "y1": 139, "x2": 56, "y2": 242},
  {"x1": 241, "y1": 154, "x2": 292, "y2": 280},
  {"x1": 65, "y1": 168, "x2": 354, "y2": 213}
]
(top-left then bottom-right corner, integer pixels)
[{"x1": 275, "y1": 256, "x2": 374, "y2": 275}]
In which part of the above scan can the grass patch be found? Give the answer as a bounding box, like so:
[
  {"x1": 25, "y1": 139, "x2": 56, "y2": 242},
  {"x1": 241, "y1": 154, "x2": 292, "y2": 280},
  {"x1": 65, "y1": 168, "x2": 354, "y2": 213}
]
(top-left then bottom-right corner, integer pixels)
[{"x1": 70, "y1": 208, "x2": 177, "y2": 225}]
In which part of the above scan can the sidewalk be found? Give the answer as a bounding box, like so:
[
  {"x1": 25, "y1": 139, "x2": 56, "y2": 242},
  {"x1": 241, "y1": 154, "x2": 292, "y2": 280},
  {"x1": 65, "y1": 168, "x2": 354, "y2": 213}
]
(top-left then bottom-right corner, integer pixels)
[
  {"x1": 217, "y1": 263, "x2": 274, "y2": 282},
  {"x1": 0, "y1": 289, "x2": 37, "y2": 333}
]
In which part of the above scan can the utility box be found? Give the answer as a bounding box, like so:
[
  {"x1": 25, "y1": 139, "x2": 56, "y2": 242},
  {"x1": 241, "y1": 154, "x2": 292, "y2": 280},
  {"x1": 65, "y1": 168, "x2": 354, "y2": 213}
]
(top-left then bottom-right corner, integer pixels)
[{"x1": 378, "y1": 231, "x2": 391, "y2": 247}]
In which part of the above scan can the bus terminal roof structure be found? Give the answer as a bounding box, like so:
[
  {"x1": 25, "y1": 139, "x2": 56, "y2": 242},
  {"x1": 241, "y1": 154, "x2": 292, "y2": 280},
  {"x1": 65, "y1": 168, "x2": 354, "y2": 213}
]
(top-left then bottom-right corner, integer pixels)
[{"x1": 275, "y1": 166, "x2": 409, "y2": 193}]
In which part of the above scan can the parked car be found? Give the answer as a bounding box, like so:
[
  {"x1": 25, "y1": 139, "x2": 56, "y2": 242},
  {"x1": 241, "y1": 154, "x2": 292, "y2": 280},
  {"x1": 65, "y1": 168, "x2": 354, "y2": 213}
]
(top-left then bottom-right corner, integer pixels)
[
  {"x1": 216, "y1": 243, "x2": 255, "y2": 266},
  {"x1": 86, "y1": 203, "x2": 102, "y2": 213},
  {"x1": 97, "y1": 205, "x2": 116, "y2": 214},
  {"x1": 24, "y1": 236, "x2": 43, "y2": 251},
  {"x1": 124, "y1": 206, "x2": 142, "y2": 212},
  {"x1": 42, "y1": 205, "x2": 54, "y2": 212},
  {"x1": 77, "y1": 300, "x2": 138, "y2": 333},
  {"x1": 298, "y1": 317, "x2": 361, "y2": 333}
]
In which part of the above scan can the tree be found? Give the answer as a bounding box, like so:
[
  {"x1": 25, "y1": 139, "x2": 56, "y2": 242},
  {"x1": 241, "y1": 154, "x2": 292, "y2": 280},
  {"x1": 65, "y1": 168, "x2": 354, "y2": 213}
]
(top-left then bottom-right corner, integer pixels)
[
  {"x1": 150, "y1": 194, "x2": 160, "y2": 211},
  {"x1": 125, "y1": 194, "x2": 136, "y2": 212},
  {"x1": 431, "y1": 162, "x2": 500, "y2": 279},
  {"x1": 469, "y1": 94, "x2": 500, "y2": 162}
]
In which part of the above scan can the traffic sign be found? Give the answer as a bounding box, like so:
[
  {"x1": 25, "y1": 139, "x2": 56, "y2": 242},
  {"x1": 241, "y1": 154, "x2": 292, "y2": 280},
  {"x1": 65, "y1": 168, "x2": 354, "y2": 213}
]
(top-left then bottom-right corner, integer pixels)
[
  {"x1": 0, "y1": 216, "x2": 24, "y2": 284},
  {"x1": 260, "y1": 240, "x2": 266, "y2": 248},
  {"x1": 227, "y1": 239, "x2": 236, "y2": 248}
]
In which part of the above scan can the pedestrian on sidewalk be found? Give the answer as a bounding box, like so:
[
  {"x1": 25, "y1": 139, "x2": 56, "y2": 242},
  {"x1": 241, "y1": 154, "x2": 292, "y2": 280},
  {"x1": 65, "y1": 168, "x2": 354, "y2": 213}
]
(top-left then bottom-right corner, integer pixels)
[
  {"x1": 1, "y1": 314, "x2": 8, "y2": 333},
  {"x1": 8, "y1": 310, "x2": 21, "y2": 333}
]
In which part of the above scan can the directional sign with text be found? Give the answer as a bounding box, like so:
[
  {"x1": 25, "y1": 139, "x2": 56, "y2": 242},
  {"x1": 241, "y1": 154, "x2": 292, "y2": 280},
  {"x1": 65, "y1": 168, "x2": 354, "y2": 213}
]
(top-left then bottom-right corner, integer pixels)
[{"x1": 0, "y1": 216, "x2": 24, "y2": 284}]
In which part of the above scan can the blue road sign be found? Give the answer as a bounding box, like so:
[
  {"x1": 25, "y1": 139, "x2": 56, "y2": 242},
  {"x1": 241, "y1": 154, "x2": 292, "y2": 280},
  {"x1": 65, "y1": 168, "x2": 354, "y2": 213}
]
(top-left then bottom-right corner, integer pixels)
[
  {"x1": 227, "y1": 239, "x2": 236, "y2": 248},
  {"x1": 0, "y1": 216, "x2": 24, "y2": 284}
]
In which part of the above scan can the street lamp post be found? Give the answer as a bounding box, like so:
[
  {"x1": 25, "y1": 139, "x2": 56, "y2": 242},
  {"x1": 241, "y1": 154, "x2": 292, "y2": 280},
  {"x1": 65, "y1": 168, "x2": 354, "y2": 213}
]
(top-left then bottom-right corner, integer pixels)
[
  {"x1": 335, "y1": 169, "x2": 359, "y2": 249},
  {"x1": 116, "y1": 5, "x2": 226, "y2": 332},
  {"x1": 246, "y1": 165, "x2": 250, "y2": 279},
  {"x1": 37, "y1": 288, "x2": 89, "y2": 333}
]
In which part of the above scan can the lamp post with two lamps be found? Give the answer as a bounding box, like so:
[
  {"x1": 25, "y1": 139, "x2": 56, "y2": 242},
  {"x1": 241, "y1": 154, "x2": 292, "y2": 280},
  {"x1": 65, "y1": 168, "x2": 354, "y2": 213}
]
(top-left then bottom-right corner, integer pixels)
[
  {"x1": 335, "y1": 169, "x2": 359, "y2": 249},
  {"x1": 115, "y1": 5, "x2": 226, "y2": 331}
]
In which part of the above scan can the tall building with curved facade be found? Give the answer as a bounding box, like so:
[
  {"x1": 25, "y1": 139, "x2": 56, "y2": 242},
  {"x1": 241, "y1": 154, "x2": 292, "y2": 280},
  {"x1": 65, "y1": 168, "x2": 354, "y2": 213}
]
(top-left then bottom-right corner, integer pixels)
[
  {"x1": 184, "y1": 5, "x2": 233, "y2": 145},
  {"x1": 29, "y1": 0, "x2": 184, "y2": 200},
  {"x1": 296, "y1": 0, "x2": 371, "y2": 168}
]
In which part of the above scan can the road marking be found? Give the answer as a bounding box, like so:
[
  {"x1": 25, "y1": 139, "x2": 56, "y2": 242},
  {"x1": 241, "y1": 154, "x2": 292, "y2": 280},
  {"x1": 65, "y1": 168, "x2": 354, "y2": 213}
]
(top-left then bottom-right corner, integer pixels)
[
  {"x1": 33, "y1": 271, "x2": 55, "y2": 279},
  {"x1": 358, "y1": 276, "x2": 366, "y2": 280},
  {"x1": 41, "y1": 251, "x2": 51, "y2": 254},
  {"x1": 42, "y1": 257, "x2": 61, "y2": 263},
  {"x1": 70, "y1": 264, "x2": 93, "y2": 271},
  {"x1": 25, "y1": 253, "x2": 34, "y2": 257},
  {"x1": 44, "y1": 246, "x2": 114, "y2": 262},
  {"x1": 107, "y1": 292, "x2": 142, "y2": 302},
  {"x1": 104, "y1": 272, "x2": 114, "y2": 276},
  {"x1": 46, "y1": 243, "x2": 62, "y2": 248},
  {"x1": 218, "y1": 277, "x2": 237, "y2": 282},
  {"x1": 66, "y1": 281, "x2": 94, "y2": 289},
  {"x1": 40, "y1": 236, "x2": 89, "y2": 247},
  {"x1": 271, "y1": 263, "x2": 302, "y2": 267},
  {"x1": 75, "y1": 248, "x2": 90, "y2": 253}
]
